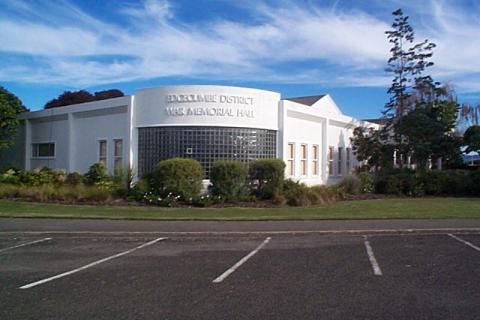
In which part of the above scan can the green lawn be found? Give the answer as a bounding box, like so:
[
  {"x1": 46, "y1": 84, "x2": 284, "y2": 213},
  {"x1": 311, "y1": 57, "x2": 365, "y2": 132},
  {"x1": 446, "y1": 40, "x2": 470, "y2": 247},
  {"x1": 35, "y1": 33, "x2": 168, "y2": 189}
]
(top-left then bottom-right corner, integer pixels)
[{"x1": 0, "y1": 198, "x2": 479, "y2": 220}]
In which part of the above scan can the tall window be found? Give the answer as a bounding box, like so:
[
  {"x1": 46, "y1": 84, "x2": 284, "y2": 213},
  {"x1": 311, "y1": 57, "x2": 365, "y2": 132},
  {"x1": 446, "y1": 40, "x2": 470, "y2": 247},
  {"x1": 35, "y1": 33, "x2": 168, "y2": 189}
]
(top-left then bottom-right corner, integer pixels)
[
  {"x1": 287, "y1": 143, "x2": 295, "y2": 176},
  {"x1": 312, "y1": 145, "x2": 319, "y2": 176},
  {"x1": 32, "y1": 143, "x2": 55, "y2": 158},
  {"x1": 338, "y1": 147, "x2": 343, "y2": 176},
  {"x1": 300, "y1": 144, "x2": 307, "y2": 176},
  {"x1": 328, "y1": 146, "x2": 334, "y2": 176},
  {"x1": 346, "y1": 147, "x2": 351, "y2": 173},
  {"x1": 98, "y1": 140, "x2": 107, "y2": 165},
  {"x1": 114, "y1": 139, "x2": 123, "y2": 170}
]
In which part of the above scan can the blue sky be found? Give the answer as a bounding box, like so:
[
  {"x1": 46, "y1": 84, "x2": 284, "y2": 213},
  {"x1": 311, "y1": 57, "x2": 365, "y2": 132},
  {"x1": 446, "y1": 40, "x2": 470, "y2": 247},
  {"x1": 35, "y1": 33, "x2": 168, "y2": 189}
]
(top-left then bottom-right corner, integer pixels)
[{"x1": 0, "y1": 0, "x2": 479, "y2": 119}]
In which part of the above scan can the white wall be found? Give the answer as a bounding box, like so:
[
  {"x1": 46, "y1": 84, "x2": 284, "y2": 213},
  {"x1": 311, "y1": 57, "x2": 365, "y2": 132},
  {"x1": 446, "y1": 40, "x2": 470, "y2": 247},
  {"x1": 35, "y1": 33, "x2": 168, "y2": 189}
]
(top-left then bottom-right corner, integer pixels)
[
  {"x1": 282, "y1": 110, "x2": 325, "y2": 185},
  {"x1": 29, "y1": 115, "x2": 69, "y2": 170},
  {"x1": 72, "y1": 106, "x2": 129, "y2": 173},
  {"x1": 281, "y1": 96, "x2": 379, "y2": 185},
  {"x1": 325, "y1": 122, "x2": 356, "y2": 184},
  {"x1": 19, "y1": 96, "x2": 133, "y2": 174}
]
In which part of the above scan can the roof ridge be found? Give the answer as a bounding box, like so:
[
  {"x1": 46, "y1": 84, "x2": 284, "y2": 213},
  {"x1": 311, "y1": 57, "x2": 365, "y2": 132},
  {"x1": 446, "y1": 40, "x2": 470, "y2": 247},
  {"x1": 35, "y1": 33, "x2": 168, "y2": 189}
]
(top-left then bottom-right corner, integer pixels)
[{"x1": 283, "y1": 94, "x2": 325, "y2": 106}]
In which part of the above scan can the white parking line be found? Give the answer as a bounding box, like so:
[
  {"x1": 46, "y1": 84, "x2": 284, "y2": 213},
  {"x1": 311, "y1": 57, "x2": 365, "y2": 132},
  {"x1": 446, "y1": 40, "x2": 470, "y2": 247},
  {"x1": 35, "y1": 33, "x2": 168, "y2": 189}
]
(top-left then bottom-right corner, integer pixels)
[
  {"x1": 213, "y1": 237, "x2": 271, "y2": 283},
  {"x1": 19, "y1": 237, "x2": 166, "y2": 289},
  {"x1": 0, "y1": 237, "x2": 52, "y2": 253},
  {"x1": 448, "y1": 234, "x2": 480, "y2": 252},
  {"x1": 363, "y1": 235, "x2": 382, "y2": 276}
]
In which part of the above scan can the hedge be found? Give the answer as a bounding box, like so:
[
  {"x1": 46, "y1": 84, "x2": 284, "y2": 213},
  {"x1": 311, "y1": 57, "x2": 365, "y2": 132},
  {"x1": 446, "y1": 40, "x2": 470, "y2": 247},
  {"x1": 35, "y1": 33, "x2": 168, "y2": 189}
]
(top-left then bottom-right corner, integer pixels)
[{"x1": 374, "y1": 169, "x2": 480, "y2": 196}]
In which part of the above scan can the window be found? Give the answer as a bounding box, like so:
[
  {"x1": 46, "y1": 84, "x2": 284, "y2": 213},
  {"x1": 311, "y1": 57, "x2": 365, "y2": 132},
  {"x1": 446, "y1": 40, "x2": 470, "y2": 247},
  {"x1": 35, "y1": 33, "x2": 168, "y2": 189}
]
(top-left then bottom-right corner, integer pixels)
[
  {"x1": 346, "y1": 147, "x2": 351, "y2": 173},
  {"x1": 32, "y1": 143, "x2": 55, "y2": 158},
  {"x1": 328, "y1": 146, "x2": 334, "y2": 176},
  {"x1": 114, "y1": 139, "x2": 123, "y2": 170},
  {"x1": 312, "y1": 145, "x2": 319, "y2": 176},
  {"x1": 287, "y1": 143, "x2": 295, "y2": 176},
  {"x1": 98, "y1": 140, "x2": 107, "y2": 165},
  {"x1": 338, "y1": 147, "x2": 343, "y2": 176},
  {"x1": 138, "y1": 126, "x2": 277, "y2": 178},
  {"x1": 300, "y1": 144, "x2": 307, "y2": 176}
]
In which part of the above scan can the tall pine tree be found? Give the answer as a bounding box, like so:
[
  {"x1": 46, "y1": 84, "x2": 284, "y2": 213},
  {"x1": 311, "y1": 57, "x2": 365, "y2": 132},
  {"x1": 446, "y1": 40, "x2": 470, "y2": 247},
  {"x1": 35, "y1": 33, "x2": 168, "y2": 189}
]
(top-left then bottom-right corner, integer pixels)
[{"x1": 383, "y1": 9, "x2": 436, "y2": 168}]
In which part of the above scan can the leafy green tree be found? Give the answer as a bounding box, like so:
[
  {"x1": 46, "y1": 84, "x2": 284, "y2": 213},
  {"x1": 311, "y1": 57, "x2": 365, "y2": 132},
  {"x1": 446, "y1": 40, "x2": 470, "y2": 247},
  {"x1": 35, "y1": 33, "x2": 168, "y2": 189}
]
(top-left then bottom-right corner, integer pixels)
[
  {"x1": 0, "y1": 86, "x2": 27, "y2": 149},
  {"x1": 396, "y1": 96, "x2": 460, "y2": 169},
  {"x1": 350, "y1": 127, "x2": 393, "y2": 171},
  {"x1": 464, "y1": 125, "x2": 480, "y2": 153},
  {"x1": 44, "y1": 89, "x2": 124, "y2": 109},
  {"x1": 354, "y1": 9, "x2": 459, "y2": 172}
]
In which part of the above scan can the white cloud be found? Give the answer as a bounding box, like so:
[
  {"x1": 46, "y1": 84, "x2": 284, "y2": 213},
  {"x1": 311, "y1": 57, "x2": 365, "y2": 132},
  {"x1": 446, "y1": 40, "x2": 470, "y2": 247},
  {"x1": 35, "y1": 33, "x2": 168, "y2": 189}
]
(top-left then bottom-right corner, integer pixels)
[{"x1": 0, "y1": 0, "x2": 478, "y2": 96}]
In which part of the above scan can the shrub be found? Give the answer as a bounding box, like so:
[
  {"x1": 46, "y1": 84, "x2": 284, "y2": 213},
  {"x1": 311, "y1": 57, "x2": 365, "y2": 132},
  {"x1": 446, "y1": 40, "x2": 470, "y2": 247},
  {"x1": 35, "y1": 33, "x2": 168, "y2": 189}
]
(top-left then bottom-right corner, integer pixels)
[
  {"x1": 0, "y1": 184, "x2": 112, "y2": 203},
  {"x1": 65, "y1": 172, "x2": 83, "y2": 186},
  {"x1": 76, "y1": 185, "x2": 112, "y2": 202},
  {"x1": 129, "y1": 178, "x2": 151, "y2": 201},
  {"x1": 249, "y1": 159, "x2": 285, "y2": 199},
  {"x1": 441, "y1": 170, "x2": 470, "y2": 195},
  {"x1": 272, "y1": 194, "x2": 287, "y2": 206},
  {"x1": 282, "y1": 179, "x2": 311, "y2": 206},
  {"x1": 374, "y1": 175, "x2": 388, "y2": 194},
  {"x1": 190, "y1": 194, "x2": 225, "y2": 207},
  {"x1": 210, "y1": 160, "x2": 249, "y2": 201},
  {"x1": 111, "y1": 166, "x2": 135, "y2": 199},
  {"x1": 358, "y1": 172, "x2": 374, "y2": 193},
  {"x1": 150, "y1": 158, "x2": 203, "y2": 200},
  {"x1": 0, "y1": 184, "x2": 22, "y2": 198},
  {"x1": 29, "y1": 167, "x2": 66, "y2": 186},
  {"x1": 339, "y1": 175, "x2": 362, "y2": 195},
  {"x1": 84, "y1": 162, "x2": 109, "y2": 185},
  {"x1": 374, "y1": 169, "x2": 477, "y2": 197},
  {"x1": 0, "y1": 169, "x2": 20, "y2": 185},
  {"x1": 469, "y1": 170, "x2": 480, "y2": 196}
]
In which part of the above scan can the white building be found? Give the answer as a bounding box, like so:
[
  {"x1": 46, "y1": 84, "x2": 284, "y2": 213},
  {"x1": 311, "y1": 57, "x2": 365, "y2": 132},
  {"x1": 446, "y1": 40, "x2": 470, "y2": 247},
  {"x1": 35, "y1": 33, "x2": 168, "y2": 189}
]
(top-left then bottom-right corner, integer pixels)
[{"x1": 0, "y1": 85, "x2": 378, "y2": 185}]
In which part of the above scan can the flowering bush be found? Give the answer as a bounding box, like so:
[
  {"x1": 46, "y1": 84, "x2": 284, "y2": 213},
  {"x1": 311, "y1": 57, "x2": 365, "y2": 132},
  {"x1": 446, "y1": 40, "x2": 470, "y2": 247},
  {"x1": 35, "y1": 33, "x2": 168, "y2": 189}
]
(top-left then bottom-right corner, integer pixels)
[{"x1": 143, "y1": 192, "x2": 181, "y2": 207}]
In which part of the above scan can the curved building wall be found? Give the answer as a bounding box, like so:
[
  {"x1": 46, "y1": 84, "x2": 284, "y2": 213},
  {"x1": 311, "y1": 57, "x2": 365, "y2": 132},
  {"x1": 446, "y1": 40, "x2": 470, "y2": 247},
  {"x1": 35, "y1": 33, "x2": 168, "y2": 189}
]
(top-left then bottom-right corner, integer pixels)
[
  {"x1": 138, "y1": 126, "x2": 276, "y2": 177},
  {"x1": 133, "y1": 85, "x2": 280, "y2": 176},
  {"x1": 133, "y1": 85, "x2": 280, "y2": 130}
]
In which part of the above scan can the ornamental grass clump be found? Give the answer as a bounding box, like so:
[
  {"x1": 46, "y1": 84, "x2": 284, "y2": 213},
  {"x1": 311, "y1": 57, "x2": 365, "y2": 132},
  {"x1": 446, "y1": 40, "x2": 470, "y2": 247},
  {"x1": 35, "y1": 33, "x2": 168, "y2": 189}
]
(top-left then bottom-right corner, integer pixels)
[
  {"x1": 0, "y1": 184, "x2": 112, "y2": 203},
  {"x1": 339, "y1": 174, "x2": 362, "y2": 195},
  {"x1": 280, "y1": 180, "x2": 345, "y2": 207}
]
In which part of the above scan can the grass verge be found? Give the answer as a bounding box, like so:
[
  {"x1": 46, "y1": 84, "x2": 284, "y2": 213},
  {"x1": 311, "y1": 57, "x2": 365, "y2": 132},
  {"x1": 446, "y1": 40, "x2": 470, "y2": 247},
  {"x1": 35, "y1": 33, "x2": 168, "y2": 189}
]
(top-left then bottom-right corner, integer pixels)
[{"x1": 0, "y1": 198, "x2": 480, "y2": 220}]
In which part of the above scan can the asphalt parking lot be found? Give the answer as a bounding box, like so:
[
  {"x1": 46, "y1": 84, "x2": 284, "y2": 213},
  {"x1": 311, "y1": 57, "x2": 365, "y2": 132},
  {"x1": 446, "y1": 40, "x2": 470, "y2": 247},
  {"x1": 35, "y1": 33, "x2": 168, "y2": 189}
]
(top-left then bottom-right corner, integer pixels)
[{"x1": 1, "y1": 224, "x2": 480, "y2": 320}]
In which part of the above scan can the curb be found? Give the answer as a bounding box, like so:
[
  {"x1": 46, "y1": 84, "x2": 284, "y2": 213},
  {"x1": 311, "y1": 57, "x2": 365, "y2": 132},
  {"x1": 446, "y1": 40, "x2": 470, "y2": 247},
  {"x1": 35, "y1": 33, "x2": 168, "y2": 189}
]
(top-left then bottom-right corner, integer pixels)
[{"x1": 1, "y1": 228, "x2": 480, "y2": 237}]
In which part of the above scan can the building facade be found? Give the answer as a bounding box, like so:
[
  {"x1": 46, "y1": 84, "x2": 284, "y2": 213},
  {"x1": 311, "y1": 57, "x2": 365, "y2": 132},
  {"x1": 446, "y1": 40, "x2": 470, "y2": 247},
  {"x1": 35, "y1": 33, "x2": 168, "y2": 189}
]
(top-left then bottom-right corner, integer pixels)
[{"x1": 0, "y1": 85, "x2": 378, "y2": 185}]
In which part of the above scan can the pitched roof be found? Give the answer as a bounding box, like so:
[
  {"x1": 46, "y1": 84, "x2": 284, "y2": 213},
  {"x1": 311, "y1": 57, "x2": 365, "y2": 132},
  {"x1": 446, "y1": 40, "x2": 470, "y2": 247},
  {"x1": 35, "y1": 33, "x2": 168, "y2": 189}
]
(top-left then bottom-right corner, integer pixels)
[
  {"x1": 362, "y1": 118, "x2": 387, "y2": 125},
  {"x1": 284, "y1": 95, "x2": 325, "y2": 106}
]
